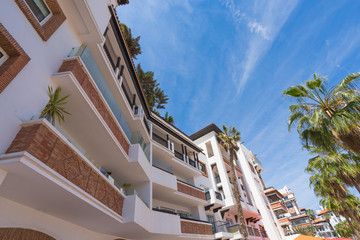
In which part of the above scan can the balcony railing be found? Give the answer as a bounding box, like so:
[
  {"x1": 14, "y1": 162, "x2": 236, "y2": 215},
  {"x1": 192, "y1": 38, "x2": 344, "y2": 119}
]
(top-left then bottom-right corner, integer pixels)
[
  {"x1": 152, "y1": 133, "x2": 168, "y2": 148},
  {"x1": 188, "y1": 158, "x2": 196, "y2": 167},
  {"x1": 205, "y1": 191, "x2": 211, "y2": 200},
  {"x1": 214, "y1": 175, "x2": 221, "y2": 184},
  {"x1": 177, "y1": 179, "x2": 206, "y2": 200},
  {"x1": 174, "y1": 150, "x2": 183, "y2": 161},
  {"x1": 69, "y1": 45, "x2": 132, "y2": 141},
  {"x1": 6, "y1": 120, "x2": 125, "y2": 216},
  {"x1": 215, "y1": 191, "x2": 223, "y2": 200}
]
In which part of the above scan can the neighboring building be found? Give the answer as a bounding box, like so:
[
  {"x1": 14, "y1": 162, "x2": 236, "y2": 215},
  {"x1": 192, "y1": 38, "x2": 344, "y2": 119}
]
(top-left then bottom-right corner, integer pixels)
[
  {"x1": 314, "y1": 208, "x2": 345, "y2": 238},
  {"x1": 265, "y1": 186, "x2": 313, "y2": 236},
  {"x1": 190, "y1": 124, "x2": 283, "y2": 240},
  {"x1": 0, "y1": 1, "x2": 284, "y2": 240}
]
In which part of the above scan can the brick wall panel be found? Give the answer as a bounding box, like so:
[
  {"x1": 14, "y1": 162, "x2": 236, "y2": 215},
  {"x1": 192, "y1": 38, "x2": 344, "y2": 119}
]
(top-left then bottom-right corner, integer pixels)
[
  {"x1": 0, "y1": 228, "x2": 55, "y2": 240},
  {"x1": 180, "y1": 220, "x2": 213, "y2": 235},
  {"x1": 5, "y1": 123, "x2": 124, "y2": 216},
  {"x1": 177, "y1": 182, "x2": 206, "y2": 200}
]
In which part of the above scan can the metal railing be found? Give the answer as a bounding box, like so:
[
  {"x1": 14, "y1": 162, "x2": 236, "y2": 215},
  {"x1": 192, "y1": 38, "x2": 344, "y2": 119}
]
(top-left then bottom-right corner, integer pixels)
[
  {"x1": 152, "y1": 133, "x2": 168, "y2": 148},
  {"x1": 188, "y1": 158, "x2": 196, "y2": 167},
  {"x1": 214, "y1": 175, "x2": 221, "y2": 184},
  {"x1": 215, "y1": 191, "x2": 223, "y2": 200},
  {"x1": 174, "y1": 150, "x2": 183, "y2": 161}
]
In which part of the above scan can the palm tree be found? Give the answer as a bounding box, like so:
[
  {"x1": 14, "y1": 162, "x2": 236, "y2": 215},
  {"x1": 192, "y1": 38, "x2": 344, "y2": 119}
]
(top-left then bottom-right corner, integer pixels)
[
  {"x1": 306, "y1": 209, "x2": 316, "y2": 222},
  {"x1": 335, "y1": 219, "x2": 357, "y2": 238},
  {"x1": 164, "y1": 112, "x2": 174, "y2": 125},
  {"x1": 322, "y1": 213, "x2": 338, "y2": 237},
  {"x1": 283, "y1": 72, "x2": 360, "y2": 155},
  {"x1": 320, "y1": 195, "x2": 360, "y2": 239},
  {"x1": 136, "y1": 64, "x2": 169, "y2": 110},
  {"x1": 41, "y1": 87, "x2": 70, "y2": 125},
  {"x1": 217, "y1": 125, "x2": 248, "y2": 240},
  {"x1": 120, "y1": 23, "x2": 142, "y2": 59},
  {"x1": 293, "y1": 226, "x2": 315, "y2": 236}
]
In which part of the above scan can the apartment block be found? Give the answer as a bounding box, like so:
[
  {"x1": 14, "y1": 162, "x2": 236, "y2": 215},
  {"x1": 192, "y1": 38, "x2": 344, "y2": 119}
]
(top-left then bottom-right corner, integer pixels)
[
  {"x1": 190, "y1": 124, "x2": 283, "y2": 240},
  {"x1": 313, "y1": 208, "x2": 344, "y2": 238},
  {"x1": 0, "y1": 1, "x2": 283, "y2": 239}
]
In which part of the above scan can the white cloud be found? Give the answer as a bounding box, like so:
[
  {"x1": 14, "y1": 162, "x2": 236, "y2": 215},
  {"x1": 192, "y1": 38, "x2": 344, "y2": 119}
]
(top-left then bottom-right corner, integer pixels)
[
  {"x1": 248, "y1": 21, "x2": 270, "y2": 40},
  {"x1": 221, "y1": 0, "x2": 299, "y2": 95}
]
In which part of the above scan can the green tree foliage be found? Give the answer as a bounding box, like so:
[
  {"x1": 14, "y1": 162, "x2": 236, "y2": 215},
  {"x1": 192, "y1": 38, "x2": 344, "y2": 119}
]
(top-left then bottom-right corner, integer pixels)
[
  {"x1": 335, "y1": 220, "x2": 358, "y2": 238},
  {"x1": 293, "y1": 226, "x2": 315, "y2": 236},
  {"x1": 306, "y1": 209, "x2": 316, "y2": 221},
  {"x1": 283, "y1": 72, "x2": 360, "y2": 155},
  {"x1": 120, "y1": 23, "x2": 141, "y2": 59},
  {"x1": 217, "y1": 125, "x2": 248, "y2": 240},
  {"x1": 136, "y1": 63, "x2": 175, "y2": 123}
]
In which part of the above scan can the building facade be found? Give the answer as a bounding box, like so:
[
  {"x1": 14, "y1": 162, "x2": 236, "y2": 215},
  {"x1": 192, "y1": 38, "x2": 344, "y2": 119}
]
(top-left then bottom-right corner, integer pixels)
[{"x1": 0, "y1": 1, "x2": 282, "y2": 239}]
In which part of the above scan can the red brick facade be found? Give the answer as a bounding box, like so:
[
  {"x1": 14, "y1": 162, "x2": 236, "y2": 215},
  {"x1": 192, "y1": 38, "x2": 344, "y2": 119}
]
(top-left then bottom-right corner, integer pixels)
[
  {"x1": 58, "y1": 58, "x2": 130, "y2": 154},
  {"x1": 0, "y1": 228, "x2": 55, "y2": 240},
  {"x1": 180, "y1": 220, "x2": 213, "y2": 235},
  {"x1": 15, "y1": 0, "x2": 66, "y2": 41},
  {"x1": 0, "y1": 23, "x2": 30, "y2": 94},
  {"x1": 6, "y1": 122, "x2": 124, "y2": 216},
  {"x1": 177, "y1": 181, "x2": 206, "y2": 200}
]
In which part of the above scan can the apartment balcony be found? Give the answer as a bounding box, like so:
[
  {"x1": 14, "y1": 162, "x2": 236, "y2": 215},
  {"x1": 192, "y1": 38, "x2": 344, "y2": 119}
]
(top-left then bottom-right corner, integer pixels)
[
  {"x1": 152, "y1": 134, "x2": 203, "y2": 179},
  {"x1": 151, "y1": 208, "x2": 181, "y2": 235},
  {"x1": 180, "y1": 218, "x2": 213, "y2": 236},
  {"x1": 153, "y1": 177, "x2": 206, "y2": 208},
  {"x1": 270, "y1": 201, "x2": 287, "y2": 213},
  {"x1": 0, "y1": 119, "x2": 127, "y2": 234},
  {"x1": 205, "y1": 189, "x2": 225, "y2": 208},
  {"x1": 52, "y1": 47, "x2": 151, "y2": 184}
]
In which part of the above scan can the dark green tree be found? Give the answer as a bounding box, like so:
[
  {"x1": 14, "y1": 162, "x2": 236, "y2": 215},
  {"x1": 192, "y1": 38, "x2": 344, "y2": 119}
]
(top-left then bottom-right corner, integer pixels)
[{"x1": 120, "y1": 23, "x2": 142, "y2": 59}]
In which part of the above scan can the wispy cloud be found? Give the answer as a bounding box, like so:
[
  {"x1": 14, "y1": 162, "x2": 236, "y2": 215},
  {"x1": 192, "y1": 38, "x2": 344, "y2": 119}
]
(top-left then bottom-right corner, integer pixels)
[{"x1": 221, "y1": 0, "x2": 299, "y2": 95}]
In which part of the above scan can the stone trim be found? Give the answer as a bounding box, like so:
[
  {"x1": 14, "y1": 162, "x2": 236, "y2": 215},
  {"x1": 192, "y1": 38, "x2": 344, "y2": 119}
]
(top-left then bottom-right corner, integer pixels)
[
  {"x1": 0, "y1": 23, "x2": 30, "y2": 94},
  {"x1": 57, "y1": 58, "x2": 130, "y2": 154},
  {"x1": 177, "y1": 181, "x2": 206, "y2": 200},
  {"x1": 180, "y1": 220, "x2": 213, "y2": 235},
  {"x1": 0, "y1": 228, "x2": 55, "y2": 240},
  {"x1": 15, "y1": 0, "x2": 66, "y2": 41},
  {"x1": 6, "y1": 122, "x2": 124, "y2": 216}
]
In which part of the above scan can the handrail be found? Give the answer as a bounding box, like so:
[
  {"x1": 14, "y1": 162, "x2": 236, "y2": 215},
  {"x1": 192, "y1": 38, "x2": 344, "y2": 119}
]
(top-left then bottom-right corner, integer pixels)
[
  {"x1": 152, "y1": 208, "x2": 177, "y2": 215},
  {"x1": 177, "y1": 179, "x2": 204, "y2": 192},
  {"x1": 152, "y1": 164, "x2": 174, "y2": 175},
  {"x1": 180, "y1": 216, "x2": 211, "y2": 224}
]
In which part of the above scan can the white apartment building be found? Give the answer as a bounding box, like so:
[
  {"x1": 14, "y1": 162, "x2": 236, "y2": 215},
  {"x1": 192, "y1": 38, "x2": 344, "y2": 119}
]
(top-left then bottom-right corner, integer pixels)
[
  {"x1": 0, "y1": 1, "x2": 283, "y2": 239},
  {"x1": 314, "y1": 208, "x2": 344, "y2": 238},
  {"x1": 190, "y1": 124, "x2": 283, "y2": 240}
]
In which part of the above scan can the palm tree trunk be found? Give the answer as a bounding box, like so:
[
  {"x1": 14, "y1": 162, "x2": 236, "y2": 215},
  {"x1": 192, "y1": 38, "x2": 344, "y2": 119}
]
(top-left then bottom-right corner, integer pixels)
[
  {"x1": 229, "y1": 148, "x2": 248, "y2": 240},
  {"x1": 345, "y1": 216, "x2": 360, "y2": 239},
  {"x1": 354, "y1": 183, "x2": 360, "y2": 196}
]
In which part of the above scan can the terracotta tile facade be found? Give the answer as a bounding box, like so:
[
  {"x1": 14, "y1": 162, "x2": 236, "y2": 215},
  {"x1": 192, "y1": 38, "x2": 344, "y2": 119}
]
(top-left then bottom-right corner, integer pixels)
[
  {"x1": 15, "y1": 0, "x2": 66, "y2": 41},
  {"x1": 58, "y1": 58, "x2": 130, "y2": 154},
  {"x1": 177, "y1": 181, "x2": 206, "y2": 200},
  {"x1": 6, "y1": 122, "x2": 124, "y2": 216},
  {"x1": 0, "y1": 228, "x2": 55, "y2": 240},
  {"x1": 180, "y1": 220, "x2": 213, "y2": 235},
  {"x1": 0, "y1": 23, "x2": 30, "y2": 94}
]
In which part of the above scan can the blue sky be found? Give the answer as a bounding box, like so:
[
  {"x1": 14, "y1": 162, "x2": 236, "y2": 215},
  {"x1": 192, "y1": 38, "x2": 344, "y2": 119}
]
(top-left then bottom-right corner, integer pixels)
[{"x1": 117, "y1": 0, "x2": 360, "y2": 210}]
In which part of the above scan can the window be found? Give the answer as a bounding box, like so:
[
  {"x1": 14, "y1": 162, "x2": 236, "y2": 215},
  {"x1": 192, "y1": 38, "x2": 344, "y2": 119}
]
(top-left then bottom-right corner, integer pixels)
[
  {"x1": 0, "y1": 47, "x2": 8, "y2": 66},
  {"x1": 0, "y1": 24, "x2": 30, "y2": 94},
  {"x1": 286, "y1": 202, "x2": 293, "y2": 208},
  {"x1": 24, "y1": 0, "x2": 51, "y2": 23},
  {"x1": 15, "y1": 0, "x2": 66, "y2": 41},
  {"x1": 205, "y1": 141, "x2": 214, "y2": 158}
]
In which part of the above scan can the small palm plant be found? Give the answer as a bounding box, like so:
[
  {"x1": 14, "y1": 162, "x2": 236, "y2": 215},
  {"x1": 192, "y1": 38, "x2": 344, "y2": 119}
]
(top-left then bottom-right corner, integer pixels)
[{"x1": 41, "y1": 86, "x2": 70, "y2": 125}]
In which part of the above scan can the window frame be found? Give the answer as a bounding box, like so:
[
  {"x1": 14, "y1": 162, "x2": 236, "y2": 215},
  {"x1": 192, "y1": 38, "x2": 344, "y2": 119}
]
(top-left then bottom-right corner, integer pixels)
[
  {"x1": 24, "y1": 0, "x2": 53, "y2": 25},
  {"x1": 0, "y1": 47, "x2": 9, "y2": 66}
]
